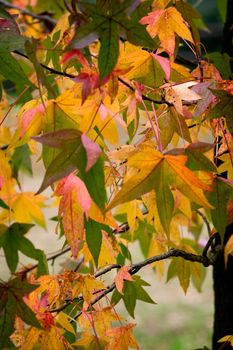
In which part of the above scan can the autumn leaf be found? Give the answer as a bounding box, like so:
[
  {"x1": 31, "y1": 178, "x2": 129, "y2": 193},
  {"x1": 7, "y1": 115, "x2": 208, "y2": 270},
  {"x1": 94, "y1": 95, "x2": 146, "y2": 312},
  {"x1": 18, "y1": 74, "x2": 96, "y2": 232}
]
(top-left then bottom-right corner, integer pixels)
[
  {"x1": 12, "y1": 192, "x2": 46, "y2": 228},
  {"x1": 140, "y1": 7, "x2": 193, "y2": 57},
  {"x1": 68, "y1": 0, "x2": 155, "y2": 79},
  {"x1": 0, "y1": 278, "x2": 41, "y2": 348},
  {"x1": 106, "y1": 323, "x2": 139, "y2": 350},
  {"x1": 107, "y1": 147, "x2": 212, "y2": 231},
  {"x1": 115, "y1": 266, "x2": 133, "y2": 294},
  {"x1": 56, "y1": 174, "x2": 92, "y2": 258},
  {"x1": 72, "y1": 274, "x2": 106, "y2": 304}
]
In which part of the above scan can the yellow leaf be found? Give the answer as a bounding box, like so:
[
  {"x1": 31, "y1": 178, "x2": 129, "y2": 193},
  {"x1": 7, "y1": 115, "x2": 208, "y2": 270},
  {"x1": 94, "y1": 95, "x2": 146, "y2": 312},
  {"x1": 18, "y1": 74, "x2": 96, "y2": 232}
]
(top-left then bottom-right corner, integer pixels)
[
  {"x1": 106, "y1": 323, "x2": 139, "y2": 350},
  {"x1": 98, "y1": 231, "x2": 119, "y2": 266},
  {"x1": 107, "y1": 147, "x2": 212, "y2": 214},
  {"x1": 12, "y1": 192, "x2": 46, "y2": 228},
  {"x1": 148, "y1": 235, "x2": 167, "y2": 279},
  {"x1": 107, "y1": 148, "x2": 163, "y2": 211},
  {"x1": 218, "y1": 335, "x2": 233, "y2": 346},
  {"x1": 58, "y1": 188, "x2": 84, "y2": 258},
  {"x1": 140, "y1": 7, "x2": 193, "y2": 57},
  {"x1": 22, "y1": 326, "x2": 65, "y2": 350},
  {"x1": 72, "y1": 275, "x2": 106, "y2": 304},
  {"x1": 165, "y1": 154, "x2": 213, "y2": 208},
  {"x1": 56, "y1": 311, "x2": 75, "y2": 335},
  {"x1": 79, "y1": 306, "x2": 120, "y2": 339}
]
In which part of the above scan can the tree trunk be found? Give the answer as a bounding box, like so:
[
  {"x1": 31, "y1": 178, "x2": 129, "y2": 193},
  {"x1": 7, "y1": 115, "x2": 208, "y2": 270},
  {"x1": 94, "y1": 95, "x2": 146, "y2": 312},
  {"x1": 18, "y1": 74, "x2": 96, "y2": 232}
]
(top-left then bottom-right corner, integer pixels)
[
  {"x1": 212, "y1": 1, "x2": 233, "y2": 348},
  {"x1": 213, "y1": 225, "x2": 233, "y2": 349}
]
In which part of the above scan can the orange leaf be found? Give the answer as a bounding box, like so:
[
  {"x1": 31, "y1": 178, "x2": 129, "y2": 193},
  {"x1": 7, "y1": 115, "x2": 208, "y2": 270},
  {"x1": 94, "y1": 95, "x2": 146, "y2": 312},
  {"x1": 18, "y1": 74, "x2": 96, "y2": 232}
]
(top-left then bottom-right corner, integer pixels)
[
  {"x1": 56, "y1": 174, "x2": 92, "y2": 258},
  {"x1": 115, "y1": 266, "x2": 133, "y2": 294},
  {"x1": 140, "y1": 7, "x2": 193, "y2": 57},
  {"x1": 106, "y1": 323, "x2": 139, "y2": 350}
]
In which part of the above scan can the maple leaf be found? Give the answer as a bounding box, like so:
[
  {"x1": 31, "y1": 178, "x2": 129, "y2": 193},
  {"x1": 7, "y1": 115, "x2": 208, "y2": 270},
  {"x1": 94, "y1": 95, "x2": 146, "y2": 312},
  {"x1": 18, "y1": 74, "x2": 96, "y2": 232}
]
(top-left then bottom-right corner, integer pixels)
[
  {"x1": 0, "y1": 278, "x2": 41, "y2": 348},
  {"x1": 140, "y1": 7, "x2": 193, "y2": 57},
  {"x1": 72, "y1": 274, "x2": 106, "y2": 304},
  {"x1": 68, "y1": 0, "x2": 155, "y2": 79},
  {"x1": 56, "y1": 174, "x2": 92, "y2": 258},
  {"x1": 107, "y1": 147, "x2": 213, "y2": 232},
  {"x1": 12, "y1": 192, "x2": 46, "y2": 228},
  {"x1": 121, "y1": 44, "x2": 170, "y2": 87},
  {"x1": 33, "y1": 129, "x2": 102, "y2": 194},
  {"x1": 115, "y1": 266, "x2": 133, "y2": 294},
  {"x1": 0, "y1": 223, "x2": 48, "y2": 276},
  {"x1": 106, "y1": 323, "x2": 139, "y2": 350}
]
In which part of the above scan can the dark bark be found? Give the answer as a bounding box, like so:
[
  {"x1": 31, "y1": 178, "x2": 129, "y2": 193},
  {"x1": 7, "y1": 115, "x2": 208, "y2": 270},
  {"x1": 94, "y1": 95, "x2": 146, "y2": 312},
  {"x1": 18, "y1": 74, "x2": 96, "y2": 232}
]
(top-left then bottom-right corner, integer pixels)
[
  {"x1": 213, "y1": 225, "x2": 233, "y2": 350},
  {"x1": 212, "y1": 1, "x2": 233, "y2": 348}
]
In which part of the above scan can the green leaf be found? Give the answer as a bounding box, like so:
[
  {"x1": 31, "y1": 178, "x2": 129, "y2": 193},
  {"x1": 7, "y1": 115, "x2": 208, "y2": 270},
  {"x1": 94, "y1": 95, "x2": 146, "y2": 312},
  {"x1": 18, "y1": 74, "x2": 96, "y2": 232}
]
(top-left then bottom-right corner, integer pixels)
[
  {"x1": 0, "y1": 198, "x2": 10, "y2": 210},
  {"x1": 185, "y1": 143, "x2": 216, "y2": 172},
  {"x1": 16, "y1": 298, "x2": 41, "y2": 328},
  {"x1": 207, "y1": 178, "x2": 233, "y2": 239},
  {"x1": 0, "y1": 51, "x2": 31, "y2": 90},
  {"x1": 37, "y1": 141, "x2": 85, "y2": 193},
  {"x1": 156, "y1": 162, "x2": 174, "y2": 234},
  {"x1": 208, "y1": 52, "x2": 231, "y2": 79},
  {"x1": 0, "y1": 32, "x2": 25, "y2": 52},
  {"x1": 12, "y1": 144, "x2": 32, "y2": 179},
  {"x1": 133, "y1": 275, "x2": 156, "y2": 304},
  {"x1": 98, "y1": 20, "x2": 119, "y2": 80},
  {"x1": 209, "y1": 90, "x2": 233, "y2": 132},
  {"x1": 18, "y1": 235, "x2": 48, "y2": 276},
  {"x1": 125, "y1": 21, "x2": 156, "y2": 49},
  {"x1": 122, "y1": 280, "x2": 137, "y2": 318},
  {"x1": 217, "y1": 0, "x2": 227, "y2": 22},
  {"x1": 79, "y1": 156, "x2": 107, "y2": 211},
  {"x1": 0, "y1": 294, "x2": 16, "y2": 349},
  {"x1": 0, "y1": 223, "x2": 47, "y2": 276},
  {"x1": 0, "y1": 278, "x2": 41, "y2": 346},
  {"x1": 85, "y1": 218, "x2": 110, "y2": 266},
  {"x1": 111, "y1": 275, "x2": 155, "y2": 318}
]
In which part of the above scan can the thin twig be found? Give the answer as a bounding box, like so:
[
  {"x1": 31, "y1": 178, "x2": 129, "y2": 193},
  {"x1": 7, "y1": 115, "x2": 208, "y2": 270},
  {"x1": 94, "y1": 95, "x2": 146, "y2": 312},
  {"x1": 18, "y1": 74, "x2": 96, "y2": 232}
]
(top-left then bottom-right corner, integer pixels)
[
  {"x1": 0, "y1": 0, "x2": 57, "y2": 26},
  {"x1": 72, "y1": 248, "x2": 213, "y2": 319},
  {"x1": 195, "y1": 209, "x2": 212, "y2": 237},
  {"x1": 23, "y1": 246, "x2": 71, "y2": 273}
]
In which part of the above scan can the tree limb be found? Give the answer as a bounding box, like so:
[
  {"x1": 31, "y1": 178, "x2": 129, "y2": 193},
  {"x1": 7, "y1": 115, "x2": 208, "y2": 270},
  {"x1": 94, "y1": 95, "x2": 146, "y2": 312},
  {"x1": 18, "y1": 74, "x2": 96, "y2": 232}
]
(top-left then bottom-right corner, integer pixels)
[
  {"x1": 48, "y1": 248, "x2": 213, "y2": 317},
  {"x1": 0, "y1": 0, "x2": 57, "y2": 27}
]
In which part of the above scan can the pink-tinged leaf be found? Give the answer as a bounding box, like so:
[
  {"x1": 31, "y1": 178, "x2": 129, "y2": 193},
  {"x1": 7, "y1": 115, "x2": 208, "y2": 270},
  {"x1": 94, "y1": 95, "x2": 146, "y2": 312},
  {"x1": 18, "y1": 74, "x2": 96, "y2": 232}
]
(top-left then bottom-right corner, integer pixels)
[
  {"x1": 71, "y1": 32, "x2": 98, "y2": 49},
  {"x1": 32, "y1": 129, "x2": 81, "y2": 148},
  {"x1": 59, "y1": 190, "x2": 84, "y2": 258},
  {"x1": 20, "y1": 104, "x2": 45, "y2": 138},
  {"x1": 81, "y1": 134, "x2": 101, "y2": 172},
  {"x1": 56, "y1": 174, "x2": 92, "y2": 257},
  {"x1": 191, "y1": 82, "x2": 217, "y2": 117},
  {"x1": 115, "y1": 266, "x2": 133, "y2": 294},
  {"x1": 56, "y1": 174, "x2": 92, "y2": 217},
  {"x1": 60, "y1": 49, "x2": 89, "y2": 68},
  {"x1": 152, "y1": 53, "x2": 170, "y2": 80},
  {"x1": 74, "y1": 70, "x2": 99, "y2": 104},
  {"x1": 0, "y1": 175, "x2": 4, "y2": 190}
]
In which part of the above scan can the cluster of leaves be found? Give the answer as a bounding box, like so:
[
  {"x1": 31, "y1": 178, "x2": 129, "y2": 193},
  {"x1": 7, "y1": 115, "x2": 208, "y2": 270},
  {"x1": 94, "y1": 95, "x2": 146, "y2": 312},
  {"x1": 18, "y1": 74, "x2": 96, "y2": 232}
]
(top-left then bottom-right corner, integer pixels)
[{"x1": 0, "y1": 0, "x2": 232, "y2": 349}]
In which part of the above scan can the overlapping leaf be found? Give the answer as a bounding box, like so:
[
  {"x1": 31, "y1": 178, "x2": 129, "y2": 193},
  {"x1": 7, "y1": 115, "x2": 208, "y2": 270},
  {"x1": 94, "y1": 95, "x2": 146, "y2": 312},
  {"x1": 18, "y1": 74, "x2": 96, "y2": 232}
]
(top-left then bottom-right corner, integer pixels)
[
  {"x1": 0, "y1": 278, "x2": 41, "y2": 348},
  {"x1": 69, "y1": 0, "x2": 155, "y2": 79},
  {"x1": 107, "y1": 147, "x2": 212, "y2": 232},
  {"x1": 140, "y1": 6, "x2": 193, "y2": 56},
  {"x1": 0, "y1": 223, "x2": 48, "y2": 276}
]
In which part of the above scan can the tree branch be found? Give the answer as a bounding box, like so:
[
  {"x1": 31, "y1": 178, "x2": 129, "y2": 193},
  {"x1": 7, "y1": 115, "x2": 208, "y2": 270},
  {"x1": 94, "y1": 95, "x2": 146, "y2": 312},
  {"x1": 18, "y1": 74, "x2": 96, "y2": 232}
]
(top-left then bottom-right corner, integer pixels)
[
  {"x1": 0, "y1": 0, "x2": 57, "y2": 27},
  {"x1": 13, "y1": 52, "x2": 198, "y2": 110},
  {"x1": 48, "y1": 248, "x2": 213, "y2": 317}
]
